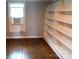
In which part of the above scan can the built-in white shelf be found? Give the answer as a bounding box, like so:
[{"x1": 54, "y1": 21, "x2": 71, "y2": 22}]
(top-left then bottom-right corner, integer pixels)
[
  {"x1": 44, "y1": 34, "x2": 72, "y2": 59},
  {"x1": 44, "y1": 0, "x2": 72, "y2": 59}
]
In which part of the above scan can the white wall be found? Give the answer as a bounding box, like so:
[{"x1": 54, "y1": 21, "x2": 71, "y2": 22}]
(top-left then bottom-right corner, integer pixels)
[
  {"x1": 6, "y1": 0, "x2": 55, "y2": 2},
  {"x1": 6, "y1": 2, "x2": 9, "y2": 36},
  {"x1": 24, "y1": 2, "x2": 49, "y2": 36}
]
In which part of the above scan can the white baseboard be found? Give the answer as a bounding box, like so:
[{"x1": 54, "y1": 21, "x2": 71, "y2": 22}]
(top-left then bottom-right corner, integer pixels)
[{"x1": 7, "y1": 36, "x2": 43, "y2": 39}]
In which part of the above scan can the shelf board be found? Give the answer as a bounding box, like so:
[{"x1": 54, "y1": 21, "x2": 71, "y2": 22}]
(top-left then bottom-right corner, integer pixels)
[
  {"x1": 56, "y1": 11, "x2": 72, "y2": 15},
  {"x1": 53, "y1": 44, "x2": 72, "y2": 59},
  {"x1": 46, "y1": 10, "x2": 55, "y2": 13},
  {"x1": 45, "y1": 29, "x2": 72, "y2": 50},
  {"x1": 45, "y1": 23, "x2": 53, "y2": 29},
  {"x1": 46, "y1": 14, "x2": 55, "y2": 20},
  {"x1": 55, "y1": 7, "x2": 64, "y2": 11},
  {"x1": 44, "y1": 32, "x2": 53, "y2": 42},
  {"x1": 55, "y1": 12, "x2": 72, "y2": 24},
  {"x1": 53, "y1": 23, "x2": 72, "y2": 37},
  {"x1": 46, "y1": 17, "x2": 55, "y2": 21},
  {"x1": 45, "y1": 20, "x2": 54, "y2": 27}
]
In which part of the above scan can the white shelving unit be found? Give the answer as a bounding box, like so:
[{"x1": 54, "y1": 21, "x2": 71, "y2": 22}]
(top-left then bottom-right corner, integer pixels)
[{"x1": 44, "y1": 0, "x2": 72, "y2": 59}]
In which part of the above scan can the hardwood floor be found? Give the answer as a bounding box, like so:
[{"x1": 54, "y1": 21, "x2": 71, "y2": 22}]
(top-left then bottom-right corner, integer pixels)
[{"x1": 6, "y1": 38, "x2": 59, "y2": 59}]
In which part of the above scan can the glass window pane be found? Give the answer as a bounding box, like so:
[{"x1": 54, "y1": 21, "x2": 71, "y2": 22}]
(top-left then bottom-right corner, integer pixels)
[{"x1": 10, "y1": 8, "x2": 23, "y2": 18}]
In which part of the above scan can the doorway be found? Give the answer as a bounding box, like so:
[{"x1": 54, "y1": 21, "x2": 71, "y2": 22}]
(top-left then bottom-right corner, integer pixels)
[{"x1": 8, "y1": 3, "x2": 26, "y2": 37}]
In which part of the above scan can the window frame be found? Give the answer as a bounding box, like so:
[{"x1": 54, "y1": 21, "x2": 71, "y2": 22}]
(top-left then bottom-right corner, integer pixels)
[{"x1": 8, "y1": 3, "x2": 24, "y2": 18}]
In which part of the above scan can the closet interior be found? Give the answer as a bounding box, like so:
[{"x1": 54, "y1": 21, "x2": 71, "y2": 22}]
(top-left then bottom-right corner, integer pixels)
[{"x1": 6, "y1": 0, "x2": 72, "y2": 59}]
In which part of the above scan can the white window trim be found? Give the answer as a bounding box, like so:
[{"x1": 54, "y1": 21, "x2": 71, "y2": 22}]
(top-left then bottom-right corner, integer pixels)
[{"x1": 8, "y1": 3, "x2": 24, "y2": 18}]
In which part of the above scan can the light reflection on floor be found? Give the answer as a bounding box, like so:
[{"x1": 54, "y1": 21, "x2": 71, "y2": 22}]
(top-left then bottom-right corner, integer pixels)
[{"x1": 9, "y1": 51, "x2": 28, "y2": 59}]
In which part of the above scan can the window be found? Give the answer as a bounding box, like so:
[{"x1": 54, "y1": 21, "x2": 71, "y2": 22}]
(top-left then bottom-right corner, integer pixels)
[{"x1": 9, "y1": 3, "x2": 24, "y2": 18}]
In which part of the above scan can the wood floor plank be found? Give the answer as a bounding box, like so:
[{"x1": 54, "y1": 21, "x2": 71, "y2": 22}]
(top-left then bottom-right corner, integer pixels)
[{"x1": 6, "y1": 38, "x2": 59, "y2": 59}]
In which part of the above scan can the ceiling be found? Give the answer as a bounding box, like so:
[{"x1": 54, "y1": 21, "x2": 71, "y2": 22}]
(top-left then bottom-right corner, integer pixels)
[{"x1": 6, "y1": 0, "x2": 57, "y2": 2}]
